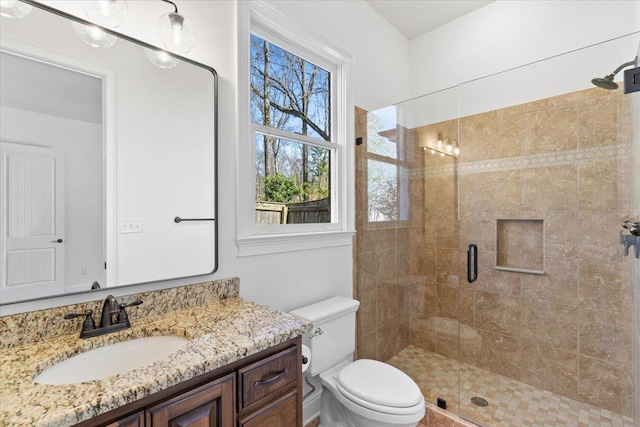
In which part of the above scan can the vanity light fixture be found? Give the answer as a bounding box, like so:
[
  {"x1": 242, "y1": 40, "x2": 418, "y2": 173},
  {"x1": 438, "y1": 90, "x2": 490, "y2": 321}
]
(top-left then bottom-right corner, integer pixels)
[
  {"x1": 0, "y1": 0, "x2": 32, "y2": 18},
  {"x1": 145, "y1": 47, "x2": 179, "y2": 69},
  {"x1": 423, "y1": 133, "x2": 460, "y2": 158},
  {"x1": 80, "y1": 0, "x2": 127, "y2": 28},
  {"x1": 71, "y1": 21, "x2": 117, "y2": 48},
  {"x1": 158, "y1": 0, "x2": 195, "y2": 54}
]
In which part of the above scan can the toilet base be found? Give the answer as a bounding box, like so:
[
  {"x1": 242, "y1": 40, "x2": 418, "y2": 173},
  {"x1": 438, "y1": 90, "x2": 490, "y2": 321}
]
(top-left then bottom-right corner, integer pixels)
[
  {"x1": 318, "y1": 386, "x2": 423, "y2": 427},
  {"x1": 319, "y1": 389, "x2": 354, "y2": 427}
]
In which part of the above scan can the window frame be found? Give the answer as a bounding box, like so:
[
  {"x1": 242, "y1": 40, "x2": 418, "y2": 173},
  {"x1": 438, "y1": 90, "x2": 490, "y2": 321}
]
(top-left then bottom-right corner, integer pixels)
[{"x1": 237, "y1": 1, "x2": 355, "y2": 256}]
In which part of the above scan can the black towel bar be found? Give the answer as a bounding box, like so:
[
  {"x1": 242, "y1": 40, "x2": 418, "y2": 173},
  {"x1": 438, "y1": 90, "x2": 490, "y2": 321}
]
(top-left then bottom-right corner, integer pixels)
[{"x1": 174, "y1": 217, "x2": 216, "y2": 223}]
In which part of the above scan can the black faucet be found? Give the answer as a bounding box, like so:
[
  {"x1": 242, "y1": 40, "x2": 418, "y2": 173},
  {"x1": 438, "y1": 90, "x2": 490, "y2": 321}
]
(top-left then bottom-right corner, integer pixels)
[{"x1": 65, "y1": 295, "x2": 143, "y2": 339}]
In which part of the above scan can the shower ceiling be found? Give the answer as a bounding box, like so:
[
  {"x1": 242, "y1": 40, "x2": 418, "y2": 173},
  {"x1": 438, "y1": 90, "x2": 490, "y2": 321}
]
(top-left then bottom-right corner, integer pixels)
[{"x1": 366, "y1": 0, "x2": 495, "y2": 40}]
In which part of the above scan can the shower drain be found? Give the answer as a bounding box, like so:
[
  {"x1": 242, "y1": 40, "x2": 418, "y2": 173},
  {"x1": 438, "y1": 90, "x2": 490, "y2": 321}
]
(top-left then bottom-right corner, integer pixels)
[{"x1": 471, "y1": 396, "x2": 489, "y2": 407}]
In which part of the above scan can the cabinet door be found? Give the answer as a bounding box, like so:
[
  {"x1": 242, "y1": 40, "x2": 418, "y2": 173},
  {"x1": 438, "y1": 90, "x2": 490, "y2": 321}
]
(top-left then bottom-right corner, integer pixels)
[
  {"x1": 146, "y1": 373, "x2": 234, "y2": 427},
  {"x1": 106, "y1": 411, "x2": 144, "y2": 427},
  {"x1": 238, "y1": 389, "x2": 297, "y2": 427}
]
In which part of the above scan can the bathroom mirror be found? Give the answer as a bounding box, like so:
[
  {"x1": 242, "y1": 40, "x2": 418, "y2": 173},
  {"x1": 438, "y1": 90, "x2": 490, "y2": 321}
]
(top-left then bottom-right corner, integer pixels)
[{"x1": 0, "y1": 1, "x2": 218, "y2": 305}]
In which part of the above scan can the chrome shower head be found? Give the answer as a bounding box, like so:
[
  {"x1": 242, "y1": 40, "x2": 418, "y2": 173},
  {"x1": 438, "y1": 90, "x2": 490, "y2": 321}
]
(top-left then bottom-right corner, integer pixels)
[
  {"x1": 591, "y1": 74, "x2": 618, "y2": 90},
  {"x1": 591, "y1": 56, "x2": 638, "y2": 90}
]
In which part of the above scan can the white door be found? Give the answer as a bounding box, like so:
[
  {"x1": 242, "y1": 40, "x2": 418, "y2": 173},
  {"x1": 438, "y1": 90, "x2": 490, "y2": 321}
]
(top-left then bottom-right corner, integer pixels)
[{"x1": 0, "y1": 142, "x2": 65, "y2": 303}]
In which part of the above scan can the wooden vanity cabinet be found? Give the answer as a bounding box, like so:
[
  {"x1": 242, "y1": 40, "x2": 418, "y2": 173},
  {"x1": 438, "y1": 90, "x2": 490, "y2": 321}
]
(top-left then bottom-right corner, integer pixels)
[
  {"x1": 74, "y1": 337, "x2": 302, "y2": 427},
  {"x1": 146, "y1": 373, "x2": 234, "y2": 427},
  {"x1": 105, "y1": 411, "x2": 144, "y2": 427}
]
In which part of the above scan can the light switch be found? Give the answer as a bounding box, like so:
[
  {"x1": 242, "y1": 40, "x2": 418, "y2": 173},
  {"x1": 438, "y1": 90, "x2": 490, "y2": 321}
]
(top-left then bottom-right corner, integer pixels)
[{"x1": 121, "y1": 220, "x2": 143, "y2": 234}]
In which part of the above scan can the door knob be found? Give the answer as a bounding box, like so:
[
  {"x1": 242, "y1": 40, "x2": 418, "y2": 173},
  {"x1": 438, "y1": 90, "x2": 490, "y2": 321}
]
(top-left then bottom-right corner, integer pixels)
[{"x1": 53, "y1": 238, "x2": 63, "y2": 243}]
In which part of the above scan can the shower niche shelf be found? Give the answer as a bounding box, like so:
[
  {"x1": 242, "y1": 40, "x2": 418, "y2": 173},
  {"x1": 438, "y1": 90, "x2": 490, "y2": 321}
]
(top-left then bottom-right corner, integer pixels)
[{"x1": 495, "y1": 219, "x2": 544, "y2": 275}]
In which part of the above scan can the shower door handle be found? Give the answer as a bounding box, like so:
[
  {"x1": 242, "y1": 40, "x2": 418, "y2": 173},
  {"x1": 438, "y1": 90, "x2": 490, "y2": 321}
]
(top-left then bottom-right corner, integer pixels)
[{"x1": 467, "y1": 244, "x2": 478, "y2": 283}]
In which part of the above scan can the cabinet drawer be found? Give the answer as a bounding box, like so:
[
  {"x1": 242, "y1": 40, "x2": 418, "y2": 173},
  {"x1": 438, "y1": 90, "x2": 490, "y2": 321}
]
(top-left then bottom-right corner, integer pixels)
[
  {"x1": 238, "y1": 345, "x2": 297, "y2": 410},
  {"x1": 238, "y1": 389, "x2": 297, "y2": 427}
]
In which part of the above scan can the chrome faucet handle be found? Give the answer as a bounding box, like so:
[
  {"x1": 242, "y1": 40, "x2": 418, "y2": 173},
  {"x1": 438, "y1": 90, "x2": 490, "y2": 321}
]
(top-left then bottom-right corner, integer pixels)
[{"x1": 64, "y1": 310, "x2": 96, "y2": 332}]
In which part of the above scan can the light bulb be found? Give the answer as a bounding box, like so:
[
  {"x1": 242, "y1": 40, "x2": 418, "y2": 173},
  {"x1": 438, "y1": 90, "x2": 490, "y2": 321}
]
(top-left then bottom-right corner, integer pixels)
[
  {"x1": 436, "y1": 139, "x2": 443, "y2": 149},
  {"x1": 145, "y1": 48, "x2": 180, "y2": 69},
  {"x1": 453, "y1": 147, "x2": 460, "y2": 156},
  {"x1": 159, "y1": 12, "x2": 195, "y2": 54},
  {"x1": 81, "y1": 0, "x2": 127, "y2": 27},
  {"x1": 88, "y1": 26, "x2": 107, "y2": 41},
  {"x1": 430, "y1": 149, "x2": 435, "y2": 155},
  {"x1": 0, "y1": 0, "x2": 32, "y2": 18},
  {"x1": 99, "y1": 1, "x2": 110, "y2": 17},
  {"x1": 440, "y1": 152, "x2": 445, "y2": 158},
  {"x1": 71, "y1": 21, "x2": 117, "y2": 48},
  {"x1": 446, "y1": 143, "x2": 453, "y2": 153}
]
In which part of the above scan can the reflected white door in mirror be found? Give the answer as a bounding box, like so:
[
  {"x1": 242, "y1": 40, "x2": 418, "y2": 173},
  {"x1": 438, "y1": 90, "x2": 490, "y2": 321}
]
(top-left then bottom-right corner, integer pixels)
[
  {"x1": 0, "y1": 45, "x2": 110, "y2": 304},
  {"x1": 1, "y1": 143, "x2": 67, "y2": 302}
]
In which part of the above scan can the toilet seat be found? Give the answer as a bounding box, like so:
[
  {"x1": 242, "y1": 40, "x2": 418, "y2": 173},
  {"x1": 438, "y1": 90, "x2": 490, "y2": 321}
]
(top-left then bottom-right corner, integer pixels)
[{"x1": 336, "y1": 359, "x2": 423, "y2": 415}]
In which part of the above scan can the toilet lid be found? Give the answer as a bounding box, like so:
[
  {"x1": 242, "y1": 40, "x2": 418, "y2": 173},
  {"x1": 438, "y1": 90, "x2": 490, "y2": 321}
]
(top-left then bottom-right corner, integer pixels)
[{"x1": 337, "y1": 359, "x2": 423, "y2": 409}]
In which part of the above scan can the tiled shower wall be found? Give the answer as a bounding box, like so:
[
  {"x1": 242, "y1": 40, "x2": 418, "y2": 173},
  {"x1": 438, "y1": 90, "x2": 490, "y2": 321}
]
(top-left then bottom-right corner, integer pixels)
[{"x1": 355, "y1": 87, "x2": 636, "y2": 417}]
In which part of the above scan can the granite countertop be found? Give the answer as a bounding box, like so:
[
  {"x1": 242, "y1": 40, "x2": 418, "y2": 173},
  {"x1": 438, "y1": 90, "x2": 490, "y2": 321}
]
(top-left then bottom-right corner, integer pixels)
[{"x1": 0, "y1": 297, "x2": 311, "y2": 427}]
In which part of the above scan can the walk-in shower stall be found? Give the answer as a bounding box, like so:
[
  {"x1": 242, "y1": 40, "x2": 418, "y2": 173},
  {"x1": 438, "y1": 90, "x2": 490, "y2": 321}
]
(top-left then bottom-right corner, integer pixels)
[{"x1": 355, "y1": 32, "x2": 640, "y2": 426}]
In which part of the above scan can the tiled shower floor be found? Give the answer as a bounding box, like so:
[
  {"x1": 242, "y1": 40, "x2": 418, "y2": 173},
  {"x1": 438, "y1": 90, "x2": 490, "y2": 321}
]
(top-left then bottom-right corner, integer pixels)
[{"x1": 387, "y1": 345, "x2": 634, "y2": 427}]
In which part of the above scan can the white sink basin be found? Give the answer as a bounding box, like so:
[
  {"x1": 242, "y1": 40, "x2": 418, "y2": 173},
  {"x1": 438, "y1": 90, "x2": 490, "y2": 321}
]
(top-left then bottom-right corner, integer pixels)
[{"x1": 34, "y1": 336, "x2": 190, "y2": 385}]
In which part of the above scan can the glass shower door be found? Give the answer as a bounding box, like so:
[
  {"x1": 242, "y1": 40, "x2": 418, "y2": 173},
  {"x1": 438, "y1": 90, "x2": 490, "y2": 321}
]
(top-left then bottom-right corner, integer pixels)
[{"x1": 456, "y1": 33, "x2": 640, "y2": 426}]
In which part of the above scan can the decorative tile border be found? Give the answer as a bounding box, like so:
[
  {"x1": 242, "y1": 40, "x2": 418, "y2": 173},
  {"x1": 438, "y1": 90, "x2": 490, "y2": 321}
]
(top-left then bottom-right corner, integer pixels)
[{"x1": 413, "y1": 143, "x2": 631, "y2": 179}]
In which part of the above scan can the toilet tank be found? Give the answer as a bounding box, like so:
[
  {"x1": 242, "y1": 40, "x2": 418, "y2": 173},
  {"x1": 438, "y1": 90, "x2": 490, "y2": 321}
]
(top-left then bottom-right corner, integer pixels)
[{"x1": 290, "y1": 296, "x2": 360, "y2": 376}]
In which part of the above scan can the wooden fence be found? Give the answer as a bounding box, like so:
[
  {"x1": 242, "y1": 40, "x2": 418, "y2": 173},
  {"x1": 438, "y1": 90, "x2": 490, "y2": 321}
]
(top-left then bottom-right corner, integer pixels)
[{"x1": 255, "y1": 198, "x2": 330, "y2": 224}]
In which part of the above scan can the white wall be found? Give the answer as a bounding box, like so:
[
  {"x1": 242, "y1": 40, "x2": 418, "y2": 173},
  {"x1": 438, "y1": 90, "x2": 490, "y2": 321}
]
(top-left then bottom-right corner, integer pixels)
[
  {"x1": 410, "y1": 0, "x2": 640, "y2": 99},
  {"x1": 269, "y1": 0, "x2": 412, "y2": 111}
]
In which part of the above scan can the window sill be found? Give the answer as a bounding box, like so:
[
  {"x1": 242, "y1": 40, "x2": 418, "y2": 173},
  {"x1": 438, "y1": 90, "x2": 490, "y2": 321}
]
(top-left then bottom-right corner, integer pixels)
[{"x1": 236, "y1": 230, "x2": 355, "y2": 257}]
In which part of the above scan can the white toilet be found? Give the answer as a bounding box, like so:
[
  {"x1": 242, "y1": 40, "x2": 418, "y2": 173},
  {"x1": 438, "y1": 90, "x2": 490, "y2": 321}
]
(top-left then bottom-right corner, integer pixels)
[{"x1": 291, "y1": 296, "x2": 425, "y2": 427}]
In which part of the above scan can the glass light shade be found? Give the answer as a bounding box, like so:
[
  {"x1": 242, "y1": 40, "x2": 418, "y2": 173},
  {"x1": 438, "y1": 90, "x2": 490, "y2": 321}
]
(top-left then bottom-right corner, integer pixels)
[
  {"x1": 436, "y1": 139, "x2": 443, "y2": 149},
  {"x1": 0, "y1": 0, "x2": 32, "y2": 18},
  {"x1": 81, "y1": 0, "x2": 127, "y2": 27},
  {"x1": 71, "y1": 21, "x2": 117, "y2": 48},
  {"x1": 453, "y1": 147, "x2": 460, "y2": 156},
  {"x1": 158, "y1": 12, "x2": 195, "y2": 54},
  {"x1": 145, "y1": 48, "x2": 179, "y2": 69}
]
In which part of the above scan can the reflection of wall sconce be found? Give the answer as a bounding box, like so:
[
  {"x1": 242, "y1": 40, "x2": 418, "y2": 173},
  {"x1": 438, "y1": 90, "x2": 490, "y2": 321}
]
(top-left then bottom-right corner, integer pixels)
[
  {"x1": 64, "y1": 0, "x2": 190, "y2": 69},
  {"x1": 0, "y1": 0, "x2": 32, "y2": 18},
  {"x1": 423, "y1": 132, "x2": 459, "y2": 158},
  {"x1": 72, "y1": 0, "x2": 194, "y2": 55}
]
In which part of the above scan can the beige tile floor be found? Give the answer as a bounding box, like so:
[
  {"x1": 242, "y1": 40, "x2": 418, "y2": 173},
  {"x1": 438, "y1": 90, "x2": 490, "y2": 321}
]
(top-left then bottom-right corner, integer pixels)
[{"x1": 387, "y1": 345, "x2": 635, "y2": 427}]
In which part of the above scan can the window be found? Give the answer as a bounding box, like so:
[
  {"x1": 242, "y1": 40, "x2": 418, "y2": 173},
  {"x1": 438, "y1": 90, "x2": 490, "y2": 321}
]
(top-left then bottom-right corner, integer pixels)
[
  {"x1": 237, "y1": 2, "x2": 354, "y2": 256},
  {"x1": 250, "y1": 35, "x2": 332, "y2": 225},
  {"x1": 366, "y1": 106, "x2": 409, "y2": 222}
]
